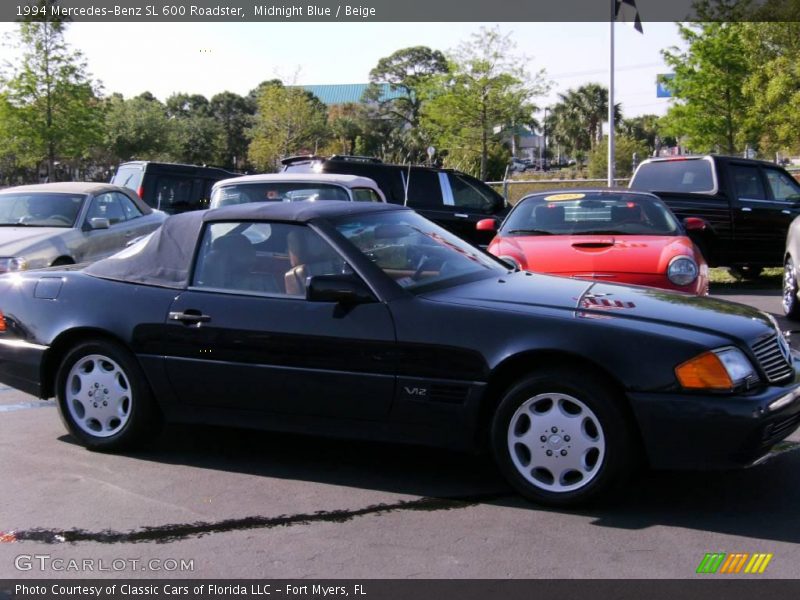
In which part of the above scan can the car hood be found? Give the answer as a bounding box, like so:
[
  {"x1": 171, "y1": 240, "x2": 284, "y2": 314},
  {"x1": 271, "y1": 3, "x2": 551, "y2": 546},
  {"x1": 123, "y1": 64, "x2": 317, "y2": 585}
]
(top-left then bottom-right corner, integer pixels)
[
  {"x1": 422, "y1": 271, "x2": 773, "y2": 341},
  {"x1": 0, "y1": 227, "x2": 67, "y2": 254},
  {"x1": 493, "y1": 234, "x2": 696, "y2": 274}
]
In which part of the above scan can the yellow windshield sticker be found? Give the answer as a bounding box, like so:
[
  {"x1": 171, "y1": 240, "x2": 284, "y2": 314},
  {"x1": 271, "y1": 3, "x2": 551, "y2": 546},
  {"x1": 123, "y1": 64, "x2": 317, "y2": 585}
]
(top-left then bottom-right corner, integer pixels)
[{"x1": 543, "y1": 193, "x2": 586, "y2": 201}]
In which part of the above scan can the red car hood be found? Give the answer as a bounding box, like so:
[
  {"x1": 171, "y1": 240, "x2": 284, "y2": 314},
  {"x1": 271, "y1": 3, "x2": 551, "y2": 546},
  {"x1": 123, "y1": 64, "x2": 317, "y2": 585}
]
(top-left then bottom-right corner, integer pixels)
[{"x1": 492, "y1": 234, "x2": 698, "y2": 274}]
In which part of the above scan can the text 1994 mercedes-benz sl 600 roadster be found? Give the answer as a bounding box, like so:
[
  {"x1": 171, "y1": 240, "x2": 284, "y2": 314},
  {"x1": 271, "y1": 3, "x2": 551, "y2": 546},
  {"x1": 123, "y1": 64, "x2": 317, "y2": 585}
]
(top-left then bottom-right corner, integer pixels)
[{"x1": 0, "y1": 201, "x2": 798, "y2": 506}]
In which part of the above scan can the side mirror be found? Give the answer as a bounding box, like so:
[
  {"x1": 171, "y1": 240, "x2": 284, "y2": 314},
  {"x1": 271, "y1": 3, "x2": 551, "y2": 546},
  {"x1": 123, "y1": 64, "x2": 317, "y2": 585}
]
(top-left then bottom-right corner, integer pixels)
[
  {"x1": 683, "y1": 217, "x2": 708, "y2": 232},
  {"x1": 476, "y1": 218, "x2": 498, "y2": 232},
  {"x1": 307, "y1": 274, "x2": 376, "y2": 305},
  {"x1": 88, "y1": 217, "x2": 110, "y2": 230}
]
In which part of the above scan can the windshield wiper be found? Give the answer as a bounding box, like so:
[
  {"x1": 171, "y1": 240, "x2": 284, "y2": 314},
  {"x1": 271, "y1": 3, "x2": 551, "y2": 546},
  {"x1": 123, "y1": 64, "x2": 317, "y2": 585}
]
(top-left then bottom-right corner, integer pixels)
[{"x1": 507, "y1": 229, "x2": 554, "y2": 235}]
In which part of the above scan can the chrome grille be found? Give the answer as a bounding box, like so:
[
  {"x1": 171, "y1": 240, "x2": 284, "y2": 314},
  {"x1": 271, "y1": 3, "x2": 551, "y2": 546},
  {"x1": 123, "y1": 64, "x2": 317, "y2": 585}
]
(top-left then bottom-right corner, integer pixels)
[{"x1": 751, "y1": 334, "x2": 794, "y2": 383}]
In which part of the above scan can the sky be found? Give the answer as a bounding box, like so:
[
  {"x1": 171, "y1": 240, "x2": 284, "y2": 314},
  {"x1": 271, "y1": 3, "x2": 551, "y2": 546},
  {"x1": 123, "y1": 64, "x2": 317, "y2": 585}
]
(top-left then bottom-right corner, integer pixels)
[{"x1": 0, "y1": 21, "x2": 682, "y2": 119}]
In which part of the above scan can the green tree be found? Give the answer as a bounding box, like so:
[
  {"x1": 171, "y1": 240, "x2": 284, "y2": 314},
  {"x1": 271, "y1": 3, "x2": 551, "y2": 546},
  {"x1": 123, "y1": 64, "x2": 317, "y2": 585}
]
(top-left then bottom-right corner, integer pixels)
[
  {"x1": 587, "y1": 135, "x2": 649, "y2": 179},
  {"x1": 103, "y1": 93, "x2": 176, "y2": 162},
  {"x1": 618, "y1": 114, "x2": 673, "y2": 156},
  {"x1": 740, "y1": 21, "x2": 800, "y2": 154},
  {"x1": 164, "y1": 92, "x2": 225, "y2": 166},
  {"x1": 247, "y1": 83, "x2": 330, "y2": 171},
  {"x1": 660, "y1": 10, "x2": 750, "y2": 154},
  {"x1": 421, "y1": 27, "x2": 547, "y2": 179},
  {"x1": 363, "y1": 46, "x2": 448, "y2": 162},
  {"x1": 210, "y1": 91, "x2": 253, "y2": 170},
  {"x1": 548, "y1": 84, "x2": 621, "y2": 156},
  {"x1": 0, "y1": 10, "x2": 103, "y2": 180}
]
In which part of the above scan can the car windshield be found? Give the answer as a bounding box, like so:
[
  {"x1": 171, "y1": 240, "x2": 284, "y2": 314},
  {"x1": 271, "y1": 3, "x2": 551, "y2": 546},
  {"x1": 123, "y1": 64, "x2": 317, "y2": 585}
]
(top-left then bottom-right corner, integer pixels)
[
  {"x1": 0, "y1": 192, "x2": 84, "y2": 227},
  {"x1": 334, "y1": 210, "x2": 506, "y2": 291},
  {"x1": 210, "y1": 183, "x2": 351, "y2": 208},
  {"x1": 501, "y1": 192, "x2": 680, "y2": 236}
]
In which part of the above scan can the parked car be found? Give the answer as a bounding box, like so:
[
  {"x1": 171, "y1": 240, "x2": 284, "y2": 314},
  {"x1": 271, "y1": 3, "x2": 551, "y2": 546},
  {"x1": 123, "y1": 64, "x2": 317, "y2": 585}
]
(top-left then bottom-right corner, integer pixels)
[
  {"x1": 210, "y1": 173, "x2": 386, "y2": 209},
  {"x1": 111, "y1": 161, "x2": 238, "y2": 215},
  {"x1": 0, "y1": 182, "x2": 166, "y2": 274},
  {"x1": 782, "y1": 215, "x2": 800, "y2": 319},
  {"x1": 281, "y1": 155, "x2": 507, "y2": 246},
  {"x1": 478, "y1": 190, "x2": 709, "y2": 295},
  {"x1": 629, "y1": 155, "x2": 800, "y2": 277},
  {"x1": 1, "y1": 201, "x2": 798, "y2": 507},
  {"x1": 509, "y1": 158, "x2": 533, "y2": 173}
]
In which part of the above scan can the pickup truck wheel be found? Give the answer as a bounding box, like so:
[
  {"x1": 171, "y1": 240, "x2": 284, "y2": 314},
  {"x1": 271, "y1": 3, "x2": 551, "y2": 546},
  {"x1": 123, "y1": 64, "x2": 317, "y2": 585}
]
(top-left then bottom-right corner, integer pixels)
[
  {"x1": 491, "y1": 368, "x2": 634, "y2": 507},
  {"x1": 55, "y1": 340, "x2": 162, "y2": 451},
  {"x1": 728, "y1": 265, "x2": 763, "y2": 280},
  {"x1": 783, "y1": 258, "x2": 800, "y2": 320}
]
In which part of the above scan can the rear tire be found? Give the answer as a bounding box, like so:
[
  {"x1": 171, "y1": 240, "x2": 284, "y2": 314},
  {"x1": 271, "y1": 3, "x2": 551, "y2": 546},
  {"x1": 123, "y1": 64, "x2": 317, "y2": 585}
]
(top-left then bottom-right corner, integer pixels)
[
  {"x1": 55, "y1": 340, "x2": 162, "y2": 451},
  {"x1": 490, "y1": 368, "x2": 636, "y2": 507},
  {"x1": 783, "y1": 257, "x2": 800, "y2": 320}
]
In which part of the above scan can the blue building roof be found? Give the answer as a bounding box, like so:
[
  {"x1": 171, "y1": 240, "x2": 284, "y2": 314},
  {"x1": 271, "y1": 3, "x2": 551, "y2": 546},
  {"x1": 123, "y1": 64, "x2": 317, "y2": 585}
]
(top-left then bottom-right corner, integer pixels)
[{"x1": 300, "y1": 83, "x2": 407, "y2": 105}]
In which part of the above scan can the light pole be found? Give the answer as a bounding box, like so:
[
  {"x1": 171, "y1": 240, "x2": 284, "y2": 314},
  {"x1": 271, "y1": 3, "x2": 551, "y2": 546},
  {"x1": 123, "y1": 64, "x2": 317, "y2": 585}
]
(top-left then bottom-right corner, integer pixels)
[{"x1": 543, "y1": 107, "x2": 549, "y2": 171}]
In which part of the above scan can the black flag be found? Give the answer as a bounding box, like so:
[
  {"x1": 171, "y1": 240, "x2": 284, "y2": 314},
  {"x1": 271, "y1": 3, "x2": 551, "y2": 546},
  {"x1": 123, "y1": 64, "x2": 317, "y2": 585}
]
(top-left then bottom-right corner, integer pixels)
[{"x1": 616, "y1": 0, "x2": 644, "y2": 33}]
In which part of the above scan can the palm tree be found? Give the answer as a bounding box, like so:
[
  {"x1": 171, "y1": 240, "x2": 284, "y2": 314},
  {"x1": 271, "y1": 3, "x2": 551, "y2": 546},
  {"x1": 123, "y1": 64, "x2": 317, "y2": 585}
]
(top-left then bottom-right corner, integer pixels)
[{"x1": 548, "y1": 84, "x2": 622, "y2": 155}]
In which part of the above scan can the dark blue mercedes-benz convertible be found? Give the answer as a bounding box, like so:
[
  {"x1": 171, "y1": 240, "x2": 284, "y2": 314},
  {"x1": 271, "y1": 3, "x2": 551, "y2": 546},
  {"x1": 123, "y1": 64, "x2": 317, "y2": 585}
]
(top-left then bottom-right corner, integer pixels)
[{"x1": 0, "y1": 201, "x2": 798, "y2": 506}]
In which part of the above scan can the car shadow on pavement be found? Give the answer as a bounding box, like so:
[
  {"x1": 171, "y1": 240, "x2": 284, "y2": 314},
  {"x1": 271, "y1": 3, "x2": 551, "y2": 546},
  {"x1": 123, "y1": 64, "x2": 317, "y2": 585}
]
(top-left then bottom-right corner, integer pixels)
[{"x1": 57, "y1": 422, "x2": 800, "y2": 545}]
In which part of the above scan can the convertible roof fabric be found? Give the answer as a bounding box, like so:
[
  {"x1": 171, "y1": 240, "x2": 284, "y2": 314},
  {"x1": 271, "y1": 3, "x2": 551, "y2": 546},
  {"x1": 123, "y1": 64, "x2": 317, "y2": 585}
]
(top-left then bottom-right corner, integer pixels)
[
  {"x1": 85, "y1": 201, "x2": 405, "y2": 289},
  {"x1": 84, "y1": 210, "x2": 205, "y2": 289}
]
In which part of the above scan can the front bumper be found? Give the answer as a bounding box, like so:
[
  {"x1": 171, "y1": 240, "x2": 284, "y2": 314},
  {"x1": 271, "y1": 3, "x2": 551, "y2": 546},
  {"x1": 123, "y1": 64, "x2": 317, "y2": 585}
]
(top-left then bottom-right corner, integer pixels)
[
  {"x1": 628, "y1": 373, "x2": 800, "y2": 469},
  {"x1": 0, "y1": 338, "x2": 47, "y2": 398}
]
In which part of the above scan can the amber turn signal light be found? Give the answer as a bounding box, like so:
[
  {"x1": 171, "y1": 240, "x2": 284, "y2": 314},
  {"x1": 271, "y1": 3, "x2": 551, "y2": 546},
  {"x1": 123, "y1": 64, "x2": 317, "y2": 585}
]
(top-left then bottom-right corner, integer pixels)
[
  {"x1": 0, "y1": 311, "x2": 6, "y2": 332},
  {"x1": 675, "y1": 351, "x2": 734, "y2": 390}
]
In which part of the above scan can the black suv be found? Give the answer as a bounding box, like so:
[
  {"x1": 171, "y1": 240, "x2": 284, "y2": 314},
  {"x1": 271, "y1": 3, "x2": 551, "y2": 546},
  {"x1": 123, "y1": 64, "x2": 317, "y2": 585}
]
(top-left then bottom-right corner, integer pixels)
[
  {"x1": 281, "y1": 155, "x2": 507, "y2": 245},
  {"x1": 111, "y1": 161, "x2": 238, "y2": 215}
]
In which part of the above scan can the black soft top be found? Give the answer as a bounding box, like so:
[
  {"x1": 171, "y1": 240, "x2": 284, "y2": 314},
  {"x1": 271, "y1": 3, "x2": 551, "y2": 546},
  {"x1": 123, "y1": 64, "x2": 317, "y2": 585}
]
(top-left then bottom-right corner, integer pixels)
[{"x1": 85, "y1": 201, "x2": 406, "y2": 289}]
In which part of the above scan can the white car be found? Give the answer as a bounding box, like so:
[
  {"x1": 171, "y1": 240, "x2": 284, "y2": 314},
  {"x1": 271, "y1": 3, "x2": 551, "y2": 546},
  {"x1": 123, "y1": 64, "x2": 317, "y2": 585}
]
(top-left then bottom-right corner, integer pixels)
[{"x1": 210, "y1": 173, "x2": 386, "y2": 209}]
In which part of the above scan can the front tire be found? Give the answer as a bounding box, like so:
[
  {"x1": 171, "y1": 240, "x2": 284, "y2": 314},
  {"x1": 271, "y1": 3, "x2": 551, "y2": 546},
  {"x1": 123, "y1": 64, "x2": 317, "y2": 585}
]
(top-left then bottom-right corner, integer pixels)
[
  {"x1": 55, "y1": 340, "x2": 162, "y2": 450},
  {"x1": 490, "y1": 368, "x2": 635, "y2": 507},
  {"x1": 783, "y1": 257, "x2": 800, "y2": 320}
]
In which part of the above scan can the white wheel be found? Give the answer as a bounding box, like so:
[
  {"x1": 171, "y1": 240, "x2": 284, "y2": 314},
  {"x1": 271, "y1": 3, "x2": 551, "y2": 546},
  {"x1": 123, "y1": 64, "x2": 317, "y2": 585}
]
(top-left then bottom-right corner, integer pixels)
[
  {"x1": 507, "y1": 393, "x2": 606, "y2": 493},
  {"x1": 783, "y1": 258, "x2": 800, "y2": 320},
  {"x1": 56, "y1": 340, "x2": 162, "y2": 450},
  {"x1": 491, "y1": 368, "x2": 635, "y2": 506},
  {"x1": 65, "y1": 354, "x2": 132, "y2": 438}
]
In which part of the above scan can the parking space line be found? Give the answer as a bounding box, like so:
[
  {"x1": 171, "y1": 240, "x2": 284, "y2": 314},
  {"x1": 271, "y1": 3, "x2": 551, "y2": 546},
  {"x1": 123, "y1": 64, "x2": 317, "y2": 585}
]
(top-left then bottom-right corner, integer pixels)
[{"x1": 0, "y1": 401, "x2": 54, "y2": 413}]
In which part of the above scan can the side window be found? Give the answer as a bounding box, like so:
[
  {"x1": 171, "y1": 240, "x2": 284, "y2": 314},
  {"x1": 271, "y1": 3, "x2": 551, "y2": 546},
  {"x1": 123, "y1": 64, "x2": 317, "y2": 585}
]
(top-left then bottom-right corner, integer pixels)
[
  {"x1": 87, "y1": 193, "x2": 126, "y2": 225},
  {"x1": 764, "y1": 169, "x2": 800, "y2": 202},
  {"x1": 193, "y1": 222, "x2": 347, "y2": 297},
  {"x1": 115, "y1": 193, "x2": 143, "y2": 220},
  {"x1": 404, "y1": 169, "x2": 443, "y2": 208},
  {"x1": 352, "y1": 188, "x2": 382, "y2": 202},
  {"x1": 730, "y1": 165, "x2": 766, "y2": 200},
  {"x1": 447, "y1": 173, "x2": 495, "y2": 211},
  {"x1": 154, "y1": 176, "x2": 194, "y2": 211}
]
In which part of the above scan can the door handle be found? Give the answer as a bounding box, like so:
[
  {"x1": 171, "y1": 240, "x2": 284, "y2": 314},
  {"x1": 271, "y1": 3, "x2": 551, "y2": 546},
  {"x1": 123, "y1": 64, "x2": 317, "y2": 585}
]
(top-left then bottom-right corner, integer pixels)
[
  {"x1": 455, "y1": 213, "x2": 469, "y2": 218},
  {"x1": 741, "y1": 207, "x2": 752, "y2": 212},
  {"x1": 168, "y1": 311, "x2": 211, "y2": 325},
  {"x1": 783, "y1": 210, "x2": 791, "y2": 215}
]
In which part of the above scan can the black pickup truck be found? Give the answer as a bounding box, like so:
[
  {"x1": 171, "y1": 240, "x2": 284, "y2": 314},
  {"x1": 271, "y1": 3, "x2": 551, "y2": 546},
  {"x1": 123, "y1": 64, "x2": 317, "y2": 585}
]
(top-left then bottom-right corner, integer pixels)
[{"x1": 629, "y1": 155, "x2": 800, "y2": 275}]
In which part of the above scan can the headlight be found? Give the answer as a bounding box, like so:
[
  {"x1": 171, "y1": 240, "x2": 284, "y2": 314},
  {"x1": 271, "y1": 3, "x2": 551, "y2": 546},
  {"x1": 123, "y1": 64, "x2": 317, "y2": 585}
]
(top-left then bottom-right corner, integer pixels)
[
  {"x1": 0, "y1": 257, "x2": 27, "y2": 274},
  {"x1": 667, "y1": 256, "x2": 698, "y2": 286},
  {"x1": 497, "y1": 255, "x2": 522, "y2": 271},
  {"x1": 675, "y1": 347, "x2": 756, "y2": 391}
]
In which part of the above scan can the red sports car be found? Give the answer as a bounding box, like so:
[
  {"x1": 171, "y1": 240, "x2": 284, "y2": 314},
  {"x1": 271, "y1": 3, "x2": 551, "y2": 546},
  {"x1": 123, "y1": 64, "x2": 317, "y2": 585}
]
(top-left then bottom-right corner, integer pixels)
[{"x1": 479, "y1": 190, "x2": 709, "y2": 295}]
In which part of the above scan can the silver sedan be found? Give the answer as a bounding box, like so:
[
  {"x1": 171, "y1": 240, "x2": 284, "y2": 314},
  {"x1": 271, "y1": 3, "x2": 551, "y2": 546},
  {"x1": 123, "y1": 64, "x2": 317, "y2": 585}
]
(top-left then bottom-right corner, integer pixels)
[{"x1": 0, "y1": 182, "x2": 166, "y2": 274}]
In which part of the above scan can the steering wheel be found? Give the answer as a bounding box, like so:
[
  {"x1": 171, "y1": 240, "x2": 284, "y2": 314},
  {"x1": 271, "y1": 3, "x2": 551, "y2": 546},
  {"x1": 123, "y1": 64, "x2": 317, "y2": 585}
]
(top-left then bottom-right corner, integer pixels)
[
  {"x1": 47, "y1": 215, "x2": 72, "y2": 225},
  {"x1": 413, "y1": 252, "x2": 441, "y2": 281}
]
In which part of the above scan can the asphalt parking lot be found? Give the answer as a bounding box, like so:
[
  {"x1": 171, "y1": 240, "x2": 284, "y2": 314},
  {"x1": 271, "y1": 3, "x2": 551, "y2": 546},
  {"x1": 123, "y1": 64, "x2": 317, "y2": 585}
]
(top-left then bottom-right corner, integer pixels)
[{"x1": 1, "y1": 288, "x2": 799, "y2": 580}]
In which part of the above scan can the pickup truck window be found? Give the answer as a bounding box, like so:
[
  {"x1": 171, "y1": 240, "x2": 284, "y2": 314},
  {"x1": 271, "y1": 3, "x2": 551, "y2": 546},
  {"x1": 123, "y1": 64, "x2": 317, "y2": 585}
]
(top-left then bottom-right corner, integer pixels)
[
  {"x1": 764, "y1": 168, "x2": 800, "y2": 202},
  {"x1": 631, "y1": 159, "x2": 715, "y2": 193},
  {"x1": 730, "y1": 165, "x2": 767, "y2": 199}
]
